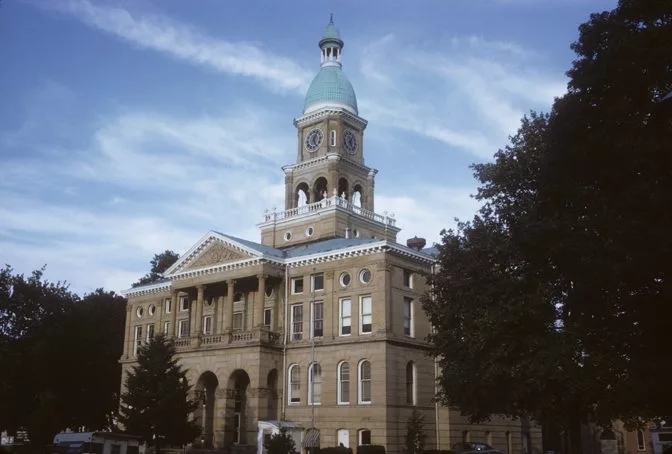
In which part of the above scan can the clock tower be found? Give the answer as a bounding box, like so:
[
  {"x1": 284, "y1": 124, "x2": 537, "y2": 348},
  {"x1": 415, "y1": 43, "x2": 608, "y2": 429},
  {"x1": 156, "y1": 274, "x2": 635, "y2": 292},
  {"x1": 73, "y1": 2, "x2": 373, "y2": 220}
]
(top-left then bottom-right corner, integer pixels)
[{"x1": 259, "y1": 16, "x2": 399, "y2": 248}]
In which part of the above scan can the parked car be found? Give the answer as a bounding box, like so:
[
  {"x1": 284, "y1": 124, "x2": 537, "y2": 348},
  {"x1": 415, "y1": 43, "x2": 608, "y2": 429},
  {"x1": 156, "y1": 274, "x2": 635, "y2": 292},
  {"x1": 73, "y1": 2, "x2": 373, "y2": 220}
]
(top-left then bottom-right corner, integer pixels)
[{"x1": 452, "y1": 442, "x2": 504, "y2": 454}]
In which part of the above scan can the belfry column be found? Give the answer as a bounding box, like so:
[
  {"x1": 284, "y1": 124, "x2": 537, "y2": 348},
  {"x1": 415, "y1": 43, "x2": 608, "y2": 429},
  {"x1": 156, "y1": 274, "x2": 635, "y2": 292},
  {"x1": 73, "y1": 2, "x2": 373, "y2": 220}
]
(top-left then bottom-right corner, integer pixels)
[
  {"x1": 255, "y1": 274, "x2": 266, "y2": 328},
  {"x1": 227, "y1": 279, "x2": 235, "y2": 330}
]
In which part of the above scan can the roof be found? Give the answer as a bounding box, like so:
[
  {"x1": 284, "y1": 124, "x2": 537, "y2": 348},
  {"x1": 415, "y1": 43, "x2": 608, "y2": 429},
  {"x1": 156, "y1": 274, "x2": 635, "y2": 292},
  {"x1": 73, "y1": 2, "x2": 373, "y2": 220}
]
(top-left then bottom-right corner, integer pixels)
[
  {"x1": 214, "y1": 231, "x2": 285, "y2": 258},
  {"x1": 304, "y1": 66, "x2": 358, "y2": 115}
]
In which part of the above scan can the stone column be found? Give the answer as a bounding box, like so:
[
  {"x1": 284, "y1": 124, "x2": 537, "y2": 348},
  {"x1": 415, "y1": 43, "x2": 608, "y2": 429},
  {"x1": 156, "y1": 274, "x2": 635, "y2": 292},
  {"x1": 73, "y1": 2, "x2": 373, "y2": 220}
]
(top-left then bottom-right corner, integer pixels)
[
  {"x1": 196, "y1": 285, "x2": 205, "y2": 336},
  {"x1": 170, "y1": 290, "x2": 178, "y2": 337},
  {"x1": 125, "y1": 304, "x2": 133, "y2": 358},
  {"x1": 227, "y1": 279, "x2": 235, "y2": 330},
  {"x1": 218, "y1": 295, "x2": 226, "y2": 334},
  {"x1": 254, "y1": 274, "x2": 266, "y2": 328},
  {"x1": 382, "y1": 261, "x2": 393, "y2": 333}
]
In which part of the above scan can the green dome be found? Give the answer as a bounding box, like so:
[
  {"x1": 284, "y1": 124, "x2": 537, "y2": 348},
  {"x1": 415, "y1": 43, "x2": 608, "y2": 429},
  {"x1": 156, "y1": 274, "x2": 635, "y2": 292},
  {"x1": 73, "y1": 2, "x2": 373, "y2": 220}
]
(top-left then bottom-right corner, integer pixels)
[
  {"x1": 320, "y1": 19, "x2": 341, "y2": 44},
  {"x1": 303, "y1": 66, "x2": 358, "y2": 115}
]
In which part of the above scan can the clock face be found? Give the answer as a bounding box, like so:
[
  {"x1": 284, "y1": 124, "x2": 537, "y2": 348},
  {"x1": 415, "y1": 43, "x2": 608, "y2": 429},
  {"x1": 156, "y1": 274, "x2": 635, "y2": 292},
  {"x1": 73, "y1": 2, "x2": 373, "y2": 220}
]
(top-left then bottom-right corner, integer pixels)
[
  {"x1": 305, "y1": 128, "x2": 323, "y2": 152},
  {"x1": 343, "y1": 130, "x2": 358, "y2": 154}
]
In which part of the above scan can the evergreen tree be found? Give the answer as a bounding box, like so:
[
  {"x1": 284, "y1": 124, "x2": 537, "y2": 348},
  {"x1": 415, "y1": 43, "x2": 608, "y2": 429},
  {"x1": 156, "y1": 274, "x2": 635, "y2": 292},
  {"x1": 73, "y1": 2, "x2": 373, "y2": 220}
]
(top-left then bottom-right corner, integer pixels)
[
  {"x1": 133, "y1": 251, "x2": 179, "y2": 287},
  {"x1": 264, "y1": 427, "x2": 297, "y2": 454},
  {"x1": 405, "y1": 409, "x2": 426, "y2": 454},
  {"x1": 119, "y1": 334, "x2": 200, "y2": 453}
]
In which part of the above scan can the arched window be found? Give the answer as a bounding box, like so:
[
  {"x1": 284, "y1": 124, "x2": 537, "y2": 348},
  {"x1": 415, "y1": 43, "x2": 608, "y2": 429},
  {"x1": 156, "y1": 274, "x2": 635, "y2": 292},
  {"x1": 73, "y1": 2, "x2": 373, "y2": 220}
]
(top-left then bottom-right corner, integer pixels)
[
  {"x1": 405, "y1": 361, "x2": 415, "y2": 405},
  {"x1": 288, "y1": 364, "x2": 300, "y2": 404},
  {"x1": 330, "y1": 130, "x2": 336, "y2": 146},
  {"x1": 637, "y1": 429, "x2": 646, "y2": 451},
  {"x1": 358, "y1": 360, "x2": 372, "y2": 404},
  {"x1": 358, "y1": 429, "x2": 371, "y2": 446},
  {"x1": 308, "y1": 362, "x2": 322, "y2": 405},
  {"x1": 337, "y1": 361, "x2": 350, "y2": 404}
]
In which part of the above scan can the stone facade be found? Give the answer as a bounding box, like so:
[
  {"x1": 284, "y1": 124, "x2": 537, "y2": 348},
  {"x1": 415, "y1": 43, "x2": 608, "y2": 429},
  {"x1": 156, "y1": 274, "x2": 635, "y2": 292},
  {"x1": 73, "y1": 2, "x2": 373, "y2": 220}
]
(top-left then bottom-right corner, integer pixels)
[{"x1": 120, "y1": 17, "x2": 542, "y2": 454}]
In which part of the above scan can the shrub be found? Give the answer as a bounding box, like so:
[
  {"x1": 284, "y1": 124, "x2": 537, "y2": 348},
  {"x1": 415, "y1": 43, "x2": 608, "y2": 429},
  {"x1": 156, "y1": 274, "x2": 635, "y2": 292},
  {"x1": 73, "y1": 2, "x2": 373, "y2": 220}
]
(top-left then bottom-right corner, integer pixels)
[
  {"x1": 320, "y1": 448, "x2": 353, "y2": 454},
  {"x1": 357, "y1": 445, "x2": 386, "y2": 454}
]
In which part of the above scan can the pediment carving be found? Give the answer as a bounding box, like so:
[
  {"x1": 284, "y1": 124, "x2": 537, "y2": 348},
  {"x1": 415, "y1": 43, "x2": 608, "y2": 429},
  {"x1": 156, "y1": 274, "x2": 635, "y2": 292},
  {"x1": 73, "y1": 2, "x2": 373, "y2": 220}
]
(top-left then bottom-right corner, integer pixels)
[{"x1": 187, "y1": 242, "x2": 248, "y2": 269}]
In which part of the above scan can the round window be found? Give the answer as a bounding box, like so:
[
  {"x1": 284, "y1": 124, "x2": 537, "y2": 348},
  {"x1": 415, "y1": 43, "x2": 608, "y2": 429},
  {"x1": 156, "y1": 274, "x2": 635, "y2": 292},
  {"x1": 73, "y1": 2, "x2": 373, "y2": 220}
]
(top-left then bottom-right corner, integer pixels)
[
  {"x1": 136, "y1": 307, "x2": 144, "y2": 318},
  {"x1": 306, "y1": 226, "x2": 315, "y2": 237},
  {"x1": 359, "y1": 268, "x2": 372, "y2": 284},
  {"x1": 148, "y1": 304, "x2": 156, "y2": 316},
  {"x1": 339, "y1": 272, "x2": 351, "y2": 287},
  {"x1": 284, "y1": 231, "x2": 293, "y2": 241}
]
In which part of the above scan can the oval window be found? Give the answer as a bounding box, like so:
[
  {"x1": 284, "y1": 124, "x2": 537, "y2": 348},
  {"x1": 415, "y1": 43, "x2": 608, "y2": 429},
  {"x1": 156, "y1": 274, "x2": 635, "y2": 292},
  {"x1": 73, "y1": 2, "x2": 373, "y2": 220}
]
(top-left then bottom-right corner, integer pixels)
[
  {"x1": 136, "y1": 307, "x2": 144, "y2": 318},
  {"x1": 339, "y1": 272, "x2": 351, "y2": 287},
  {"x1": 148, "y1": 304, "x2": 156, "y2": 316},
  {"x1": 359, "y1": 268, "x2": 372, "y2": 284}
]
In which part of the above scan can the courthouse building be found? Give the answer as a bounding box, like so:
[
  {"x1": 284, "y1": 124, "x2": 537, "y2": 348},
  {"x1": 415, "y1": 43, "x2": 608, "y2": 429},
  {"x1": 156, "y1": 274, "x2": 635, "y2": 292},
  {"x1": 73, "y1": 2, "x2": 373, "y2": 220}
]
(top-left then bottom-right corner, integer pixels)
[{"x1": 121, "y1": 17, "x2": 541, "y2": 454}]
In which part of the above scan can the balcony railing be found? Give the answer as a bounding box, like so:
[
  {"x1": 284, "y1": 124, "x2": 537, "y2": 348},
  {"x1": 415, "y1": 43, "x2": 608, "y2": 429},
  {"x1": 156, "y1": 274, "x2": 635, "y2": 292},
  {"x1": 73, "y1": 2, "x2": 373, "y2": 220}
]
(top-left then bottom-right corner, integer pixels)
[
  {"x1": 172, "y1": 328, "x2": 281, "y2": 351},
  {"x1": 261, "y1": 195, "x2": 396, "y2": 227}
]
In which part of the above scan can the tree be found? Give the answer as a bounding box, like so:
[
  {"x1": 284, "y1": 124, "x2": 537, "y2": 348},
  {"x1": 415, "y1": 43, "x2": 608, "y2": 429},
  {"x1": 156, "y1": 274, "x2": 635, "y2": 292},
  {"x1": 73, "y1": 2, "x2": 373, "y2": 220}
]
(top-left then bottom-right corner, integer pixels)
[
  {"x1": 404, "y1": 409, "x2": 426, "y2": 454},
  {"x1": 0, "y1": 265, "x2": 79, "y2": 443},
  {"x1": 0, "y1": 266, "x2": 127, "y2": 446},
  {"x1": 132, "y1": 251, "x2": 179, "y2": 287},
  {"x1": 264, "y1": 427, "x2": 297, "y2": 454},
  {"x1": 424, "y1": 0, "x2": 672, "y2": 451},
  {"x1": 119, "y1": 334, "x2": 200, "y2": 453}
]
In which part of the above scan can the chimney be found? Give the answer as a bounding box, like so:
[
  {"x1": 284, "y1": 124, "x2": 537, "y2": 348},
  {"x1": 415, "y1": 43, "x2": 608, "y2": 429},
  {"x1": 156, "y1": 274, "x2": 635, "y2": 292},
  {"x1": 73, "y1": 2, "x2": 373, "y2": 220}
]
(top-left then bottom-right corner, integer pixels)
[{"x1": 406, "y1": 236, "x2": 426, "y2": 251}]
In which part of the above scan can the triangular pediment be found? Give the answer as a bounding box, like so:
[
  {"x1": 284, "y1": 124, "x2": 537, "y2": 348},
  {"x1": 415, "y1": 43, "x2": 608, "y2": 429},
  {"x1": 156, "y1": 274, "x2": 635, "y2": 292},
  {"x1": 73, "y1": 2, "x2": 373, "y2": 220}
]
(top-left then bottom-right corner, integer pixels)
[
  {"x1": 164, "y1": 231, "x2": 269, "y2": 276},
  {"x1": 184, "y1": 241, "x2": 250, "y2": 270}
]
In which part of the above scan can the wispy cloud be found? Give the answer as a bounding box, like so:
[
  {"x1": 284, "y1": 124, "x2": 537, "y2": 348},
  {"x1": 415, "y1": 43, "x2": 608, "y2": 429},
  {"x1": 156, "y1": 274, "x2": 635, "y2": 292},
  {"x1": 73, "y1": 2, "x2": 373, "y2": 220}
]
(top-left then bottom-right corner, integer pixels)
[
  {"x1": 356, "y1": 34, "x2": 566, "y2": 159},
  {"x1": 40, "y1": 0, "x2": 312, "y2": 93}
]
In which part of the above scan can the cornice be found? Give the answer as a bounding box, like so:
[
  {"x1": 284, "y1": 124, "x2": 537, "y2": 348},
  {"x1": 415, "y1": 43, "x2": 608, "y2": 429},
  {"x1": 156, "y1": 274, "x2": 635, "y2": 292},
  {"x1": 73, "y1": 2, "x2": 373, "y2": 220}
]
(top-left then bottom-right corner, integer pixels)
[{"x1": 294, "y1": 107, "x2": 368, "y2": 130}]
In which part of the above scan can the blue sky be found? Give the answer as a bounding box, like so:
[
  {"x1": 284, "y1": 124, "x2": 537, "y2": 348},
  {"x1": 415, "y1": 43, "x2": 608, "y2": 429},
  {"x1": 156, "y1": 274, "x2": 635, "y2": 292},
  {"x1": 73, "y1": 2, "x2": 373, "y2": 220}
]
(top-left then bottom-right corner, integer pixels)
[{"x1": 0, "y1": 0, "x2": 617, "y2": 295}]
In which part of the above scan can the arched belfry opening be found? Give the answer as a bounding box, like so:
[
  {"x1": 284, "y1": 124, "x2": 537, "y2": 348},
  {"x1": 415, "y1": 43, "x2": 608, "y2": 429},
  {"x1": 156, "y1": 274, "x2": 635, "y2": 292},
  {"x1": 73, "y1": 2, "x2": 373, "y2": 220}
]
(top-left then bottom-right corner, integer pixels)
[
  {"x1": 338, "y1": 178, "x2": 349, "y2": 200},
  {"x1": 352, "y1": 184, "x2": 363, "y2": 208},
  {"x1": 295, "y1": 182, "x2": 310, "y2": 207},
  {"x1": 313, "y1": 177, "x2": 328, "y2": 201},
  {"x1": 195, "y1": 371, "x2": 219, "y2": 448},
  {"x1": 266, "y1": 369, "x2": 279, "y2": 420},
  {"x1": 227, "y1": 369, "x2": 250, "y2": 445}
]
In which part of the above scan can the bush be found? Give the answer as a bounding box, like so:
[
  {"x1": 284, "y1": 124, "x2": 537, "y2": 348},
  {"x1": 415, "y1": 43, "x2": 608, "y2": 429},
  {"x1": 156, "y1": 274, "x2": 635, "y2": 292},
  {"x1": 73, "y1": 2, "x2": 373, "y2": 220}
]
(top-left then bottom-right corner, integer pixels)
[
  {"x1": 357, "y1": 445, "x2": 386, "y2": 454},
  {"x1": 320, "y1": 448, "x2": 353, "y2": 454}
]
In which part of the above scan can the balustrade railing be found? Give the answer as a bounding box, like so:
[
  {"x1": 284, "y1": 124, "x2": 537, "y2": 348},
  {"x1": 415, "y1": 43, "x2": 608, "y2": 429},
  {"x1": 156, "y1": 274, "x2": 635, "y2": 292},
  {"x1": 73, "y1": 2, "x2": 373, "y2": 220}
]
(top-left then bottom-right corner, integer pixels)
[
  {"x1": 262, "y1": 195, "x2": 396, "y2": 227},
  {"x1": 173, "y1": 328, "x2": 281, "y2": 350}
]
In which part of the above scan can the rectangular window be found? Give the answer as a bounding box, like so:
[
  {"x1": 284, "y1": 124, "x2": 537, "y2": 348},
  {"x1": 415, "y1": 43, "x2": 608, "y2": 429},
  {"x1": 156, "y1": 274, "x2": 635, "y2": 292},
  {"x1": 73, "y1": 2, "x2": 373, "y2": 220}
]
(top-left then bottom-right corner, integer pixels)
[
  {"x1": 232, "y1": 312, "x2": 244, "y2": 331},
  {"x1": 146, "y1": 323, "x2": 154, "y2": 342},
  {"x1": 311, "y1": 273, "x2": 324, "y2": 292},
  {"x1": 312, "y1": 302, "x2": 324, "y2": 338},
  {"x1": 178, "y1": 319, "x2": 189, "y2": 338},
  {"x1": 180, "y1": 296, "x2": 189, "y2": 312},
  {"x1": 165, "y1": 298, "x2": 172, "y2": 314},
  {"x1": 403, "y1": 269, "x2": 413, "y2": 288},
  {"x1": 163, "y1": 321, "x2": 170, "y2": 335},
  {"x1": 360, "y1": 296, "x2": 372, "y2": 334},
  {"x1": 203, "y1": 315, "x2": 213, "y2": 335},
  {"x1": 133, "y1": 326, "x2": 142, "y2": 356},
  {"x1": 404, "y1": 297, "x2": 413, "y2": 336},
  {"x1": 340, "y1": 298, "x2": 352, "y2": 336},
  {"x1": 264, "y1": 308, "x2": 272, "y2": 329},
  {"x1": 291, "y1": 277, "x2": 304, "y2": 294},
  {"x1": 291, "y1": 304, "x2": 303, "y2": 341}
]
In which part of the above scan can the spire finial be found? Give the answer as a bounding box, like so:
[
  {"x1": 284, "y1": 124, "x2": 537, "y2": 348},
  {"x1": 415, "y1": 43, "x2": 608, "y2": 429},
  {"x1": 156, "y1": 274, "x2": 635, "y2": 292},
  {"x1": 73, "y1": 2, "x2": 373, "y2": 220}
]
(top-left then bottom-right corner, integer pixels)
[{"x1": 329, "y1": 13, "x2": 334, "y2": 24}]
